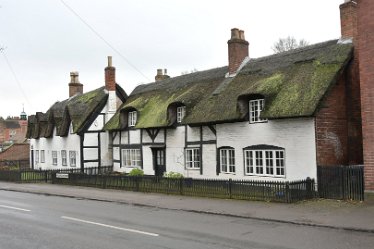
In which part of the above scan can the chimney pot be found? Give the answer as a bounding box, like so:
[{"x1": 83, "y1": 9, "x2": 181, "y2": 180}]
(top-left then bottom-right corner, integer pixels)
[
  {"x1": 70, "y1": 71, "x2": 80, "y2": 83},
  {"x1": 239, "y1": 30, "x2": 245, "y2": 40},
  {"x1": 108, "y1": 56, "x2": 112, "y2": 67},
  {"x1": 155, "y1": 68, "x2": 170, "y2": 82},
  {"x1": 231, "y1": 28, "x2": 240, "y2": 39}
]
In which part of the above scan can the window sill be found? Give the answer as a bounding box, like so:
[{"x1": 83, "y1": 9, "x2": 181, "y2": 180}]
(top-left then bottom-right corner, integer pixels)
[
  {"x1": 186, "y1": 168, "x2": 200, "y2": 170},
  {"x1": 245, "y1": 174, "x2": 286, "y2": 178},
  {"x1": 220, "y1": 172, "x2": 236, "y2": 175}
]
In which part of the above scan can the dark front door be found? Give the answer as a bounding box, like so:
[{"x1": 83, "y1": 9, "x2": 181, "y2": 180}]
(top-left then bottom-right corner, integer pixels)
[{"x1": 153, "y1": 148, "x2": 166, "y2": 177}]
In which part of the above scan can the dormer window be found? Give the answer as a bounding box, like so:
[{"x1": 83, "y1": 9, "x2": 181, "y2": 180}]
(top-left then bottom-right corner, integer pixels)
[
  {"x1": 128, "y1": 111, "x2": 137, "y2": 127},
  {"x1": 249, "y1": 99, "x2": 267, "y2": 123},
  {"x1": 177, "y1": 106, "x2": 186, "y2": 123}
]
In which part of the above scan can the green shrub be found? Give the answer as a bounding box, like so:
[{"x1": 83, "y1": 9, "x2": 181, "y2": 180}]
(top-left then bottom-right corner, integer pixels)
[
  {"x1": 128, "y1": 168, "x2": 144, "y2": 176},
  {"x1": 163, "y1": 171, "x2": 184, "y2": 179}
]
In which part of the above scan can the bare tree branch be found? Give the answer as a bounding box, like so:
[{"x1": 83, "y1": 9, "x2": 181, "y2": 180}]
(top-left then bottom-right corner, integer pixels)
[{"x1": 272, "y1": 36, "x2": 309, "y2": 53}]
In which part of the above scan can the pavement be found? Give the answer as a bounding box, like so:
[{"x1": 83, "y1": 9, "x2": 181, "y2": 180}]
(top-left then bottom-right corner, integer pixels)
[{"x1": 0, "y1": 181, "x2": 373, "y2": 233}]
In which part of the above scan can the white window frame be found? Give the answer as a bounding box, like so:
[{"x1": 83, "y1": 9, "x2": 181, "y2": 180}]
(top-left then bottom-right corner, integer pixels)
[
  {"x1": 244, "y1": 149, "x2": 285, "y2": 177},
  {"x1": 35, "y1": 150, "x2": 39, "y2": 163},
  {"x1": 177, "y1": 106, "x2": 186, "y2": 123},
  {"x1": 40, "y1": 150, "x2": 45, "y2": 163},
  {"x1": 61, "y1": 150, "x2": 67, "y2": 166},
  {"x1": 249, "y1": 99, "x2": 267, "y2": 123},
  {"x1": 185, "y1": 148, "x2": 200, "y2": 169},
  {"x1": 69, "y1": 151, "x2": 76, "y2": 167},
  {"x1": 52, "y1": 151, "x2": 58, "y2": 166},
  {"x1": 128, "y1": 111, "x2": 137, "y2": 127},
  {"x1": 220, "y1": 148, "x2": 235, "y2": 174},
  {"x1": 121, "y1": 149, "x2": 142, "y2": 167}
]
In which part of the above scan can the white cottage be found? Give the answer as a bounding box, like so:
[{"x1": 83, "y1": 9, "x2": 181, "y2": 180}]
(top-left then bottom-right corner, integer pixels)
[
  {"x1": 27, "y1": 57, "x2": 127, "y2": 170},
  {"x1": 105, "y1": 28, "x2": 361, "y2": 182}
]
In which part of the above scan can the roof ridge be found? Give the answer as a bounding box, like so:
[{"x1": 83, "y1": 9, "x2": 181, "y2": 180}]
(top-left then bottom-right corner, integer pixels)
[{"x1": 249, "y1": 39, "x2": 340, "y2": 63}]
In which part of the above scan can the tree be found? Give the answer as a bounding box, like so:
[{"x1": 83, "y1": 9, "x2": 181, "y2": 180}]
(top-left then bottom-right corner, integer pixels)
[{"x1": 272, "y1": 36, "x2": 309, "y2": 53}]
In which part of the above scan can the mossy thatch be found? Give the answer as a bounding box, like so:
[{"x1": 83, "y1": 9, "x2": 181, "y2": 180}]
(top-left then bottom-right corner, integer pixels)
[
  {"x1": 105, "y1": 40, "x2": 353, "y2": 130},
  {"x1": 27, "y1": 87, "x2": 109, "y2": 138}
]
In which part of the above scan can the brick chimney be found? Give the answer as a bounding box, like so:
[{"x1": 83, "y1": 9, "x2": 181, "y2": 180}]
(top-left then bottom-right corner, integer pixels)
[
  {"x1": 228, "y1": 28, "x2": 249, "y2": 75},
  {"x1": 358, "y1": 0, "x2": 374, "y2": 190},
  {"x1": 155, "y1": 69, "x2": 170, "y2": 82},
  {"x1": 340, "y1": 0, "x2": 357, "y2": 41},
  {"x1": 68, "y1": 71, "x2": 83, "y2": 97},
  {"x1": 105, "y1": 56, "x2": 116, "y2": 91}
]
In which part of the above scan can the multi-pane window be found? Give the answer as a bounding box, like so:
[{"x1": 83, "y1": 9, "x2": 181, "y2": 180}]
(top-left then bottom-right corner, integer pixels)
[
  {"x1": 121, "y1": 149, "x2": 142, "y2": 167},
  {"x1": 185, "y1": 148, "x2": 200, "y2": 169},
  {"x1": 220, "y1": 148, "x2": 235, "y2": 173},
  {"x1": 249, "y1": 99, "x2": 267, "y2": 123},
  {"x1": 275, "y1": 151, "x2": 285, "y2": 176},
  {"x1": 244, "y1": 149, "x2": 285, "y2": 177},
  {"x1": 35, "y1": 150, "x2": 39, "y2": 163},
  {"x1": 61, "y1": 150, "x2": 67, "y2": 166},
  {"x1": 177, "y1": 106, "x2": 186, "y2": 123},
  {"x1": 40, "y1": 150, "x2": 45, "y2": 163},
  {"x1": 128, "y1": 111, "x2": 137, "y2": 127},
  {"x1": 52, "y1": 151, "x2": 58, "y2": 166},
  {"x1": 69, "y1": 151, "x2": 76, "y2": 167}
]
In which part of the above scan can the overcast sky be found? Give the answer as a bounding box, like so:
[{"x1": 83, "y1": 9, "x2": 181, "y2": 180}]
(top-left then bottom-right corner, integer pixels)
[{"x1": 0, "y1": 0, "x2": 344, "y2": 118}]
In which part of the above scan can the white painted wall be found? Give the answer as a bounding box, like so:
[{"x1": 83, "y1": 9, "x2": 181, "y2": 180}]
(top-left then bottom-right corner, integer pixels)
[
  {"x1": 215, "y1": 118, "x2": 317, "y2": 181},
  {"x1": 29, "y1": 125, "x2": 81, "y2": 170},
  {"x1": 165, "y1": 126, "x2": 186, "y2": 174}
]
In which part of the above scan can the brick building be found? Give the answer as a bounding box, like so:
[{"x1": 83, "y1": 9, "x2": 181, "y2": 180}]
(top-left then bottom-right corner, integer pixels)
[
  {"x1": 0, "y1": 110, "x2": 28, "y2": 150},
  {"x1": 357, "y1": 0, "x2": 374, "y2": 190}
]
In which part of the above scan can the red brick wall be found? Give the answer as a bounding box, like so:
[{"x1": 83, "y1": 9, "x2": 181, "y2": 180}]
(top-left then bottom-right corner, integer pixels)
[
  {"x1": 316, "y1": 75, "x2": 349, "y2": 166},
  {"x1": 228, "y1": 40, "x2": 249, "y2": 74},
  {"x1": 340, "y1": 1, "x2": 358, "y2": 39},
  {"x1": 0, "y1": 143, "x2": 30, "y2": 161},
  {"x1": 358, "y1": 0, "x2": 374, "y2": 190},
  {"x1": 105, "y1": 66, "x2": 116, "y2": 91}
]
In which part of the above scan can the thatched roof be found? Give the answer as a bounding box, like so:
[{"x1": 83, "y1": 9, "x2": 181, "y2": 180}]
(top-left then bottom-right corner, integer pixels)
[
  {"x1": 105, "y1": 40, "x2": 353, "y2": 130},
  {"x1": 27, "y1": 84, "x2": 126, "y2": 138}
]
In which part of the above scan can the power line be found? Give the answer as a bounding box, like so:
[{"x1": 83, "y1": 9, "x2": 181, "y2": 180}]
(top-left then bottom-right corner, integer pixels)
[
  {"x1": 60, "y1": 0, "x2": 151, "y2": 82},
  {"x1": 1, "y1": 48, "x2": 34, "y2": 111}
]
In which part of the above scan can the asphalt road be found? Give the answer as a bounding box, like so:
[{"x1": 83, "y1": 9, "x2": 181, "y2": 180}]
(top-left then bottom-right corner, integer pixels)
[{"x1": 0, "y1": 190, "x2": 373, "y2": 249}]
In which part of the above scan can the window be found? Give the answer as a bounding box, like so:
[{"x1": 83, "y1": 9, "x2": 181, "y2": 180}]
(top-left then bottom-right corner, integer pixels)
[
  {"x1": 177, "y1": 106, "x2": 186, "y2": 123},
  {"x1": 220, "y1": 148, "x2": 235, "y2": 173},
  {"x1": 121, "y1": 149, "x2": 142, "y2": 167},
  {"x1": 128, "y1": 111, "x2": 137, "y2": 127},
  {"x1": 61, "y1": 150, "x2": 67, "y2": 166},
  {"x1": 185, "y1": 148, "x2": 200, "y2": 169},
  {"x1": 40, "y1": 150, "x2": 45, "y2": 163},
  {"x1": 35, "y1": 150, "x2": 39, "y2": 163},
  {"x1": 249, "y1": 99, "x2": 267, "y2": 123},
  {"x1": 69, "y1": 151, "x2": 76, "y2": 167},
  {"x1": 52, "y1": 151, "x2": 58, "y2": 166},
  {"x1": 244, "y1": 149, "x2": 285, "y2": 177}
]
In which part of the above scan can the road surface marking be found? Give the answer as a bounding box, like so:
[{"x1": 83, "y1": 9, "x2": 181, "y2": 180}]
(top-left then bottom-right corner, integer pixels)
[
  {"x1": 61, "y1": 216, "x2": 159, "y2": 237},
  {"x1": 0, "y1": 204, "x2": 31, "y2": 212}
]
